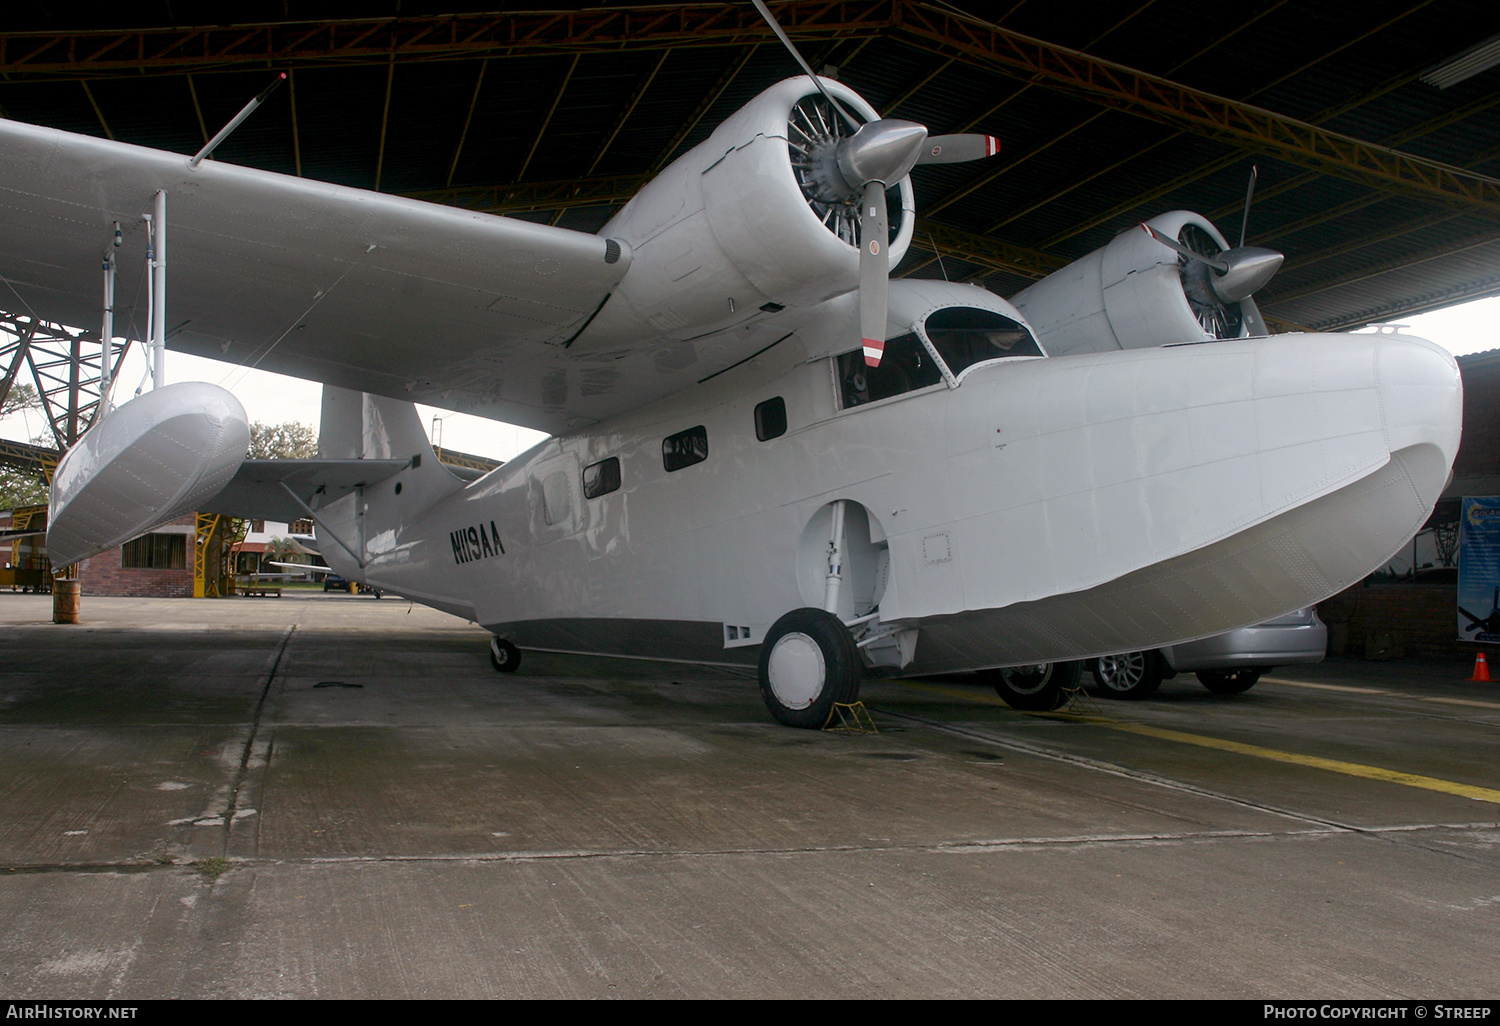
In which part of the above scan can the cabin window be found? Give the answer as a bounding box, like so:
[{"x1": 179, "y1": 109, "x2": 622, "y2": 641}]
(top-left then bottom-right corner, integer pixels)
[
  {"x1": 121, "y1": 533, "x2": 187, "y2": 569},
  {"x1": 839, "y1": 333, "x2": 943, "y2": 408},
  {"x1": 662, "y1": 426, "x2": 709, "y2": 472},
  {"x1": 923, "y1": 308, "x2": 1043, "y2": 378},
  {"x1": 583, "y1": 457, "x2": 621, "y2": 499},
  {"x1": 755, "y1": 397, "x2": 787, "y2": 441},
  {"x1": 540, "y1": 469, "x2": 573, "y2": 526}
]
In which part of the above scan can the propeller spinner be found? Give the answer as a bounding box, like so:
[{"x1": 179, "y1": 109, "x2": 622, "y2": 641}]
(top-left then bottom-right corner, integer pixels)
[{"x1": 753, "y1": 0, "x2": 1001, "y2": 366}]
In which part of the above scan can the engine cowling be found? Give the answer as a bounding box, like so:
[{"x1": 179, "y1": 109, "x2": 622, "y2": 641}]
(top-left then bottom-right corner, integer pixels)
[
  {"x1": 572, "y1": 78, "x2": 915, "y2": 350},
  {"x1": 1010, "y1": 211, "x2": 1269, "y2": 358}
]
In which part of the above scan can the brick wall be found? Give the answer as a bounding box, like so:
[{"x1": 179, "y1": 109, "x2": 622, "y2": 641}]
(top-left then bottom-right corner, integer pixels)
[
  {"x1": 1319, "y1": 581, "x2": 1499, "y2": 662},
  {"x1": 76, "y1": 515, "x2": 195, "y2": 598},
  {"x1": 1454, "y1": 354, "x2": 1500, "y2": 479}
]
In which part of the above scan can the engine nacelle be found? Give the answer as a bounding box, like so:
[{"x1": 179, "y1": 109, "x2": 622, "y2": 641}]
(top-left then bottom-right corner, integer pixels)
[
  {"x1": 1010, "y1": 211, "x2": 1269, "y2": 358},
  {"x1": 573, "y1": 78, "x2": 915, "y2": 350}
]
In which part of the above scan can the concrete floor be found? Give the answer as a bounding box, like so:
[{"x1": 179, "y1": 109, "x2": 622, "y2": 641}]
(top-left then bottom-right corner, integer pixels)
[{"x1": 1, "y1": 591, "x2": 1497, "y2": 999}]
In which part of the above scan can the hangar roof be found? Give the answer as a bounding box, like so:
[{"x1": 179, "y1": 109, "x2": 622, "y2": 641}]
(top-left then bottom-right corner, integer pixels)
[{"x1": 2, "y1": 0, "x2": 1498, "y2": 333}]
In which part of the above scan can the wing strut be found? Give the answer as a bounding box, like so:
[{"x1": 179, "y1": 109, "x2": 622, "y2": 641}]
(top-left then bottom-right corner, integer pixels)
[{"x1": 276, "y1": 481, "x2": 366, "y2": 569}]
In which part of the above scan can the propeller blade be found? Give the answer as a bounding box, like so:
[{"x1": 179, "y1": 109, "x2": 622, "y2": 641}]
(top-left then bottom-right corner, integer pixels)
[
  {"x1": 859, "y1": 182, "x2": 890, "y2": 367},
  {"x1": 1239, "y1": 165, "x2": 1259, "y2": 248},
  {"x1": 915, "y1": 134, "x2": 1001, "y2": 165},
  {"x1": 751, "y1": 0, "x2": 862, "y2": 132},
  {"x1": 1140, "y1": 222, "x2": 1230, "y2": 274}
]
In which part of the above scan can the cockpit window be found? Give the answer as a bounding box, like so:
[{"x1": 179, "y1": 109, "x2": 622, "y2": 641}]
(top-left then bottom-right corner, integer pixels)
[
  {"x1": 838, "y1": 333, "x2": 944, "y2": 408},
  {"x1": 924, "y1": 308, "x2": 1043, "y2": 378}
]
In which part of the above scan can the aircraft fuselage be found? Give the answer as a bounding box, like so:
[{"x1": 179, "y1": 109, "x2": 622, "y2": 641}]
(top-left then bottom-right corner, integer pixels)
[{"x1": 318, "y1": 313, "x2": 1461, "y2": 678}]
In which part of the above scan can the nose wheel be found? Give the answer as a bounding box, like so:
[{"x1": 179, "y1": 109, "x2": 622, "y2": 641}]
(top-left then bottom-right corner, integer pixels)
[{"x1": 758, "y1": 608, "x2": 863, "y2": 728}]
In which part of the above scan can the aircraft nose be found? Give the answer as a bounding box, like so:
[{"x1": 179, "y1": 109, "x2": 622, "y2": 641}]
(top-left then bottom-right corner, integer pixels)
[{"x1": 1373, "y1": 333, "x2": 1463, "y2": 468}]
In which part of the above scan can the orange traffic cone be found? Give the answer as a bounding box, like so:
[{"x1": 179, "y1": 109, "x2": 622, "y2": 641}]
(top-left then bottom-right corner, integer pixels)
[{"x1": 1472, "y1": 652, "x2": 1491, "y2": 682}]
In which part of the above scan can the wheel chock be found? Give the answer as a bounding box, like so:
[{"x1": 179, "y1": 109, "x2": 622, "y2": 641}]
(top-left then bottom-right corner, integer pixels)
[
  {"x1": 1059, "y1": 680, "x2": 1100, "y2": 714},
  {"x1": 823, "y1": 701, "x2": 879, "y2": 733}
]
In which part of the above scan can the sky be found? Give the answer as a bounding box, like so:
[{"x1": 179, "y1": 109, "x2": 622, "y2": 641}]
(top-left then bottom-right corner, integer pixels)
[{"x1": 3, "y1": 293, "x2": 1498, "y2": 458}]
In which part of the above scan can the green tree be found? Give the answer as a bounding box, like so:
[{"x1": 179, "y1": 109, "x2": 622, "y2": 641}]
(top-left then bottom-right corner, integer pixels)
[
  {"x1": 0, "y1": 464, "x2": 47, "y2": 509},
  {"x1": 247, "y1": 420, "x2": 318, "y2": 459},
  {"x1": 1, "y1": 383, "x2": 40, "y2": 418},
  {"x1": 262, "y1": 535, "x2": 302, "y2": 572},
  {"x1": 0, "y1": 398, "x2": 53, "y2": 508}
]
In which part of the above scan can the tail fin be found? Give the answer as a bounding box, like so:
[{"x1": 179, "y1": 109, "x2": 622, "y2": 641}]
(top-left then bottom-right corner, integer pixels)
[
  {"x1": 315, "y1": 387, "x2": 465, "y2": 576},
  {"x1": 320, "y1": 385, "x2": 437, "y2": 463}
]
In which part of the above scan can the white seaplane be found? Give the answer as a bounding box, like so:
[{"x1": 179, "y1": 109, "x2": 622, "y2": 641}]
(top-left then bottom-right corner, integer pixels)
[{"x1": 0, "y1": 14, "x2": 1462, "y2": 725}]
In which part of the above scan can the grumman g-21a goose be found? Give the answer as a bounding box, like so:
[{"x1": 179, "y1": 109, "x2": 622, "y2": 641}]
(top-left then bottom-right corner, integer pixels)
[{"x1": 0, "y1": 53, "x2": 1462, "y2": 725}]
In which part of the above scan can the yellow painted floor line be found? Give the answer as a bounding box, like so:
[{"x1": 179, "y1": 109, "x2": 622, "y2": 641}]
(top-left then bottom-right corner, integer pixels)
[
  {"x1": 892, "y1": 679, "x2": 1500, "y2": 805},
  {"x1": 1264, "y1": 676, "x2": 1500, "y2": 710},
  {"x1": 1107, "y1": 722, "x2": 1500, "y2": 804},
  {"x1": 1261, "y1": 678, "x2": 1387, "y2": 695}
]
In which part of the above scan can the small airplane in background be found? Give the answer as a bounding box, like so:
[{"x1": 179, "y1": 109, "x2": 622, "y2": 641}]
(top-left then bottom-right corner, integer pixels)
[
  {"x1": 0, "y1": 5, "x2": 1462, "y2": 725},
  {"x1": 1460, "y1": 587, "x2": 1500, "y2": 639}
]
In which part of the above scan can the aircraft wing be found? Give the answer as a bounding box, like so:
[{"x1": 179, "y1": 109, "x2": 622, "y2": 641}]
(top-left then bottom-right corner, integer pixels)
[
  {"x1": 205, "y1": 458, "x2": 410, "y2": 522},
  {"x1": 0, "y1": 119, "x2": 630, "y2": 435}
]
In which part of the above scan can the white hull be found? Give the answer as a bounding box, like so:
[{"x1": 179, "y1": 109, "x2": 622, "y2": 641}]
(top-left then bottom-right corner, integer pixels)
[{"x1": 318, "y1": 329, "x2": 1460, "y2": 674}]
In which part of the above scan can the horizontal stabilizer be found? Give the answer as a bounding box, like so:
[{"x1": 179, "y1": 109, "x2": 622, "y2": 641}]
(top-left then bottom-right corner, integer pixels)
[
  {"x1": 204, "y1": 459, "x2": 410, "y2": 522},
  {"x1": 0, "y1": 529, "x2": 46, "y2": 542}
]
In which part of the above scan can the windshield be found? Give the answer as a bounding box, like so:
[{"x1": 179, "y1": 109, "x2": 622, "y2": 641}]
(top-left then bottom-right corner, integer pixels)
[{"x1": 924, "y1": 307, "x2": 1043, "y2": 378}]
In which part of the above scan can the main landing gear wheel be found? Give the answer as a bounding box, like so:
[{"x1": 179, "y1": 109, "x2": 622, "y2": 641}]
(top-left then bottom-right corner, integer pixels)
[
  {"x1": 985, "y1": 660, "x2": 1082, "y2": 711},
  {"x1": 758, "y1": 608, "x2": 862, "y2": 729},
  {"x1": 1197, "y1": 668, "x2": 1262, "y2": 695},
  {"x1": 1090, "y1": 651, "x2": 1164, "y2": 700},
  {"x1": 489, "y1": 637, "x2": 521, "y2": 673}
]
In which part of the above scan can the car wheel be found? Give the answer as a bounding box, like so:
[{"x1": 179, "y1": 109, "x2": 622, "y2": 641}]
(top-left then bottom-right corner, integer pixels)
[
  {"x1": 985, "y1": 660, "x2": 1083, "y2": 711},
  {"x1": 1090, "y1": 651, "x2": 1164, "y2": 700},
  {"x1": 1196, "y1": 668, "x2": 1262, "y2": 694},
  {"x1": 758, "y1": 608, "x2": 862, "y2": 729},
  {"x1": 489, "y1": 637, "x2": 521, "y2": 673}
]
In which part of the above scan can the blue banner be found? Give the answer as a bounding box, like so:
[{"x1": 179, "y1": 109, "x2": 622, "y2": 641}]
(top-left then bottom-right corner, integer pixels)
[{"x1": 1458, "y1": 497, "x2": 1500, "y2": 643}]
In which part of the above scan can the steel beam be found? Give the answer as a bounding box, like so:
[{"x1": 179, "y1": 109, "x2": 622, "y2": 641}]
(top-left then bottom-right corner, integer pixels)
[
  {"x1": 588, "y1": 50, "x2": 670, "y2": 176},
  {"x1": 289, "y1": 68, "x2": 303, "y2": 177},
  {"x1": 446, "y1": 59, "x2": 488, "y2": 189},
  {"x1": 896, "y1": 4, "x2": 1500, "y2": 216},
  {"x1": 906, "y1": 222, "x2": 1069, "y2": 280},
  {"x1": 405, "y1": 173, "x2": 652, "y2": 214},
  {"x1": 0, "y1": 437, "x2": 60, "y2": 481},
  {"x1": 1268, "y1": 231, "x2": 1500, "y2": 309},
  {"x1": 651, "y1": 43, "x2": 759, "y2": 171},
  {"x1": 0, "y1": 4, "x2": 892, "y2": 78},
  {"x1": 8, "y1": 3, "x2": 1494, "y2": 219},
  {"x1": 517, "y1": 53, "x2": 580, "y2": 184},
  {"x1": 373, "y1": 56, "x2": 396, "y2": 192},
  {"x1": 1, "y1": 312, "x2": 127, "y2": 452}
]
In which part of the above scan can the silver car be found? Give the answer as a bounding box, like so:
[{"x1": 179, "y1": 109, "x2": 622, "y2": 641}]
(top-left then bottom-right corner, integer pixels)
[{"x1": 1090, "y1": 607, "x2": 1327, "y2": 699}]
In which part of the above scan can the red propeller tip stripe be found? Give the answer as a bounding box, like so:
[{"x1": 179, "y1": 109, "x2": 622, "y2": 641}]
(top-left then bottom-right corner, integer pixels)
[
  {"x1": 863, "y1": 338, "x2": 885, "y2": 366},
  {"x1": 987, "y1": 135, "x2": 1000, "y2": 156}
]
